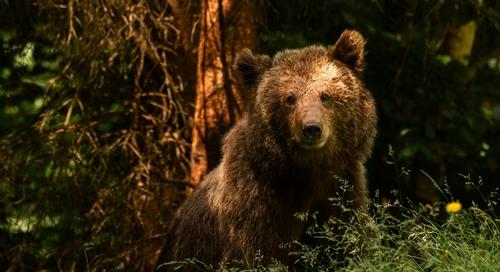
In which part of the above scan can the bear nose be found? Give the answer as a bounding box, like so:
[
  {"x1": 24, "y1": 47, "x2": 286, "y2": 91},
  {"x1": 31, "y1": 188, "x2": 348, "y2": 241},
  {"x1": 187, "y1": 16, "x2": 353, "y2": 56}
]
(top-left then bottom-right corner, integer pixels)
[{"x1": 302, "y1": 122, "x2": 322, "y2": 140}]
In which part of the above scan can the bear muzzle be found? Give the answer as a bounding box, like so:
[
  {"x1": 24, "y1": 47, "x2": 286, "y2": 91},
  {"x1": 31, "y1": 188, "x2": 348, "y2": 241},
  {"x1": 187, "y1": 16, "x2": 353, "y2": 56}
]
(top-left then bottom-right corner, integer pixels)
[
  {"x1": 302, "y1": 121, "x2": 322, "y2": 140},
  {"x1": 293, "y1": 104, "x2": 330, "y2": 150},
  {"x1": 299, "y1": 121, "x2": 329, "y2": 150}
]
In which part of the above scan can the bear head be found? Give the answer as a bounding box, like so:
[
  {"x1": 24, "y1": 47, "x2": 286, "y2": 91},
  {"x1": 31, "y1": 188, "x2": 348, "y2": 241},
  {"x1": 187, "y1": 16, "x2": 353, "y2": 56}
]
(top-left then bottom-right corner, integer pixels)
[{"x1": 234, "y1": 30, "x2": 376, "y2": 164}]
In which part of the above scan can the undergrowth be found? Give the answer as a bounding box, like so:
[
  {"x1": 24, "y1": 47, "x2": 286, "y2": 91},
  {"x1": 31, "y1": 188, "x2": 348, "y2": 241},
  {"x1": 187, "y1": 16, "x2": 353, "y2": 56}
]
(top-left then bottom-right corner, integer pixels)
[
  {"x1": 290, "y1": 200, "x2": 499, "y2": 272},
  {"x1": 161, "y1": 149, "x2": 500, "y2": 271},
  {"x1": 161, "y1": 189, "x2": 499, "y2": 271}
]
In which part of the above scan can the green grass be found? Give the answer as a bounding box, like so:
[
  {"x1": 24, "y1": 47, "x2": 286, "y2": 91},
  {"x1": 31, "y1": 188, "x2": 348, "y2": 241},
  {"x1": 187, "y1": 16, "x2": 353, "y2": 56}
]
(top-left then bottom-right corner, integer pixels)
[
  {"x1": 307, "y1": 204, "x2": 500, "y2": 272},
  {"x1": 165, "y1": 197, "x2": 499, "y2": 271},
  {"x1": 267, "y1": 201, "x2": 498, "y2": 272}
]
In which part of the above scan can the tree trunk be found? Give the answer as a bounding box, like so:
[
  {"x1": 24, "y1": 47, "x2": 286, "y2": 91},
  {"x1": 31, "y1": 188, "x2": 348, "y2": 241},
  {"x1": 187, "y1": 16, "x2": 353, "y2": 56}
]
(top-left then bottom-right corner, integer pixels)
[
  {"x1": 442, "y1": 20, "x2": 477, "y2": 65},
  {"x1": 190, "y1": 0, "x2": 258, "y2": 186}
]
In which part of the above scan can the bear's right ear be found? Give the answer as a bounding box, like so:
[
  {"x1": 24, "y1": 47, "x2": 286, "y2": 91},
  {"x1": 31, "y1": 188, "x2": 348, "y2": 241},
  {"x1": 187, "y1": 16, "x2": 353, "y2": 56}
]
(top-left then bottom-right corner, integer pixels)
[{"x1": 234, "y1": 48, "x2": 272, "y2": 90}]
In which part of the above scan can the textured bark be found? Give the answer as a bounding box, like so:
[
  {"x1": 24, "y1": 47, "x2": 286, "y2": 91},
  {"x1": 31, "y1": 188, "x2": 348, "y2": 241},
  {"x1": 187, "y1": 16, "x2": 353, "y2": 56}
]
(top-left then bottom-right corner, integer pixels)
[{"x1": 190, "y1": 0, "x2": 258, "y2": 186}]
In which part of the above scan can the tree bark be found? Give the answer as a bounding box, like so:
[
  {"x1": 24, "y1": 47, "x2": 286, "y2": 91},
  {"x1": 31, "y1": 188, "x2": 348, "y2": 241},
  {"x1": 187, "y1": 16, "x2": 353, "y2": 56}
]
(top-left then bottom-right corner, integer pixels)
[{"x1": 190, "y1": 0, "x2": 258, "y2": 186}]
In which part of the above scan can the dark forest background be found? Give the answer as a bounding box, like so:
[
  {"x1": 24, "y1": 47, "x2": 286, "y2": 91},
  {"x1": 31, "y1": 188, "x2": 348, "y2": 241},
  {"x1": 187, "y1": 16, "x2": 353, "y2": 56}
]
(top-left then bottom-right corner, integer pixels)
[{"x1": 1, "y1": 0, "x2": 499, "y2": 271}]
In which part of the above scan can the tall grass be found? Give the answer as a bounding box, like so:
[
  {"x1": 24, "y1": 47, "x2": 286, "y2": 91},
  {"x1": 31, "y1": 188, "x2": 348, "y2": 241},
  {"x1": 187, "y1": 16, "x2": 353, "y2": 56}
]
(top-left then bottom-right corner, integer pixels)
[
  {"x1": 292, "y1": 202, "x2": 499, "y2": 272},
  {"x1": 161, "y1": 158, "x2": 499, "y2": 272},
  {"x1": 161, "y1": 193, "x2": 499, "y2": 271}
]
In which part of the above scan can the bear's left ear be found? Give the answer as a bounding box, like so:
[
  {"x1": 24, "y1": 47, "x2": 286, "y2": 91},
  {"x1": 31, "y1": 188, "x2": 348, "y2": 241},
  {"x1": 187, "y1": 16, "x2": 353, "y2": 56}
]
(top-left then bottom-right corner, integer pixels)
[
  {"x1": 234, "y1": 48, "x2": 272, "y2": 90},
  {"x1": 328, "y1": 30, "x2": 366, "y2": 75}
]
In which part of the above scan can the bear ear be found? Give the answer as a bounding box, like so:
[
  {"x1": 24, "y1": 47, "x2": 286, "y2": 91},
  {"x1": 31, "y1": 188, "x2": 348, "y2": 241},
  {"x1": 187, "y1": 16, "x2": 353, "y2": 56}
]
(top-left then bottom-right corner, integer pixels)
[
  {"x1": 328, "y1": 30, "x2": 366, "y2": 75},
  {"x1": 234, "y1": 48, "x2": 272, "y2": 90}
]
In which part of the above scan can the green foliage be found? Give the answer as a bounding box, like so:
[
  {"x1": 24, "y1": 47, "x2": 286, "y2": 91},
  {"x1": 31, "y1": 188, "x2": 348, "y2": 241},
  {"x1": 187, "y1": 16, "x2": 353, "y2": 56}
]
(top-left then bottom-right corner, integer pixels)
[
  {"x1": 1, "y1": 1, "x2": 191, "y2": 270},
  {"x1": 289, "y1": 203, "x2": 499, "y2": 272},
  {"x1": 0, "y1": 33, "x2": 57, "y2": 132}
]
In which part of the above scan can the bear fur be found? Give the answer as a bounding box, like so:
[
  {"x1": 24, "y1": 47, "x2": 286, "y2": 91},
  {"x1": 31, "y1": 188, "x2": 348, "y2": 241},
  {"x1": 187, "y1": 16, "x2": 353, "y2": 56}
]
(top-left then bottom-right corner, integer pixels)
[{"x1": 156, "y1": 29, "x2": 377, "y2": 270}]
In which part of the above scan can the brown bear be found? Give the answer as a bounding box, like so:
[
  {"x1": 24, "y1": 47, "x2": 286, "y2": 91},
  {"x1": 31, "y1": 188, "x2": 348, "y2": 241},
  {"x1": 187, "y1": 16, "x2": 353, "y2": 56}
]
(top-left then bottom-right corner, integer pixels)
[{"x1": 156, "y1": 29, "x2": 377, "y2": 270}]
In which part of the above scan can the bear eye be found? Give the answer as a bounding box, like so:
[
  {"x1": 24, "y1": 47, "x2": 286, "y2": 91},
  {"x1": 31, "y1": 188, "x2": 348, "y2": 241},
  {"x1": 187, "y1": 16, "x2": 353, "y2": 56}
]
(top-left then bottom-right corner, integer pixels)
[
  {"x1": 285, "y1": 94, "x2": 296, "y2": 107},
  {"x1": 320, "y1": 92, "x2": 333, "y2": 105}
]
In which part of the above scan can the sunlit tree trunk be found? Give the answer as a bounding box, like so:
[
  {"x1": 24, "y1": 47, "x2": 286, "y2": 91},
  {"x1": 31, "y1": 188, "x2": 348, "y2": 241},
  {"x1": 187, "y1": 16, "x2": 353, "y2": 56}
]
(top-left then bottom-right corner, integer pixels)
[
  {"x1": 190, "y1": 0, "x2": 258, "y2": 186},
  {"x1": 442, "y1": 20, "x2": 477, "y2": 65}
]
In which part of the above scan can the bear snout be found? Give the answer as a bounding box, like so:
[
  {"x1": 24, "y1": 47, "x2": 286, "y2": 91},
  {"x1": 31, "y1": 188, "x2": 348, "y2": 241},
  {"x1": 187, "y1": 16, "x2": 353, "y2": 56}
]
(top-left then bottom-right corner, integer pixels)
[
  {"x1": 302, "y1": 121, "x2": 322, "y2": 140},
  {"x1": 296, "y1": 109, "x2": 329, "y2": 150}
]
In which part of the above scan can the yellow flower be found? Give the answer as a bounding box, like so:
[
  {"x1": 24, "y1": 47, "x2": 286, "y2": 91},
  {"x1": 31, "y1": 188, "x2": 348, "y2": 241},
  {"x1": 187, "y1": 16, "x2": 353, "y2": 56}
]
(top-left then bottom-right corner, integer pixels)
[{"x1": 445, "y1": 201, "x2": 462, "y2": 213}]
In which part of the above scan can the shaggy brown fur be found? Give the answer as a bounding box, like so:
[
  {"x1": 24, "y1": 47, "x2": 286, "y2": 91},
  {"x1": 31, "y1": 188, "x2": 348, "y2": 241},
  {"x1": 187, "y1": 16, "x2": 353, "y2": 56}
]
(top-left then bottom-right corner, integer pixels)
[{"x1": 156, "y1": 30, "x2": 377, "y2": 270}]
